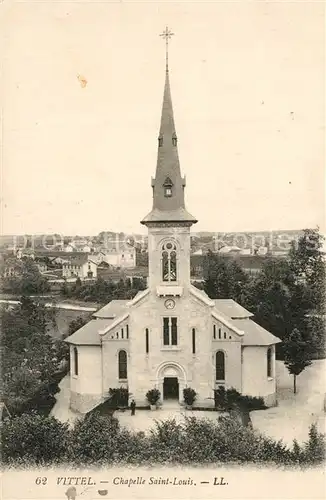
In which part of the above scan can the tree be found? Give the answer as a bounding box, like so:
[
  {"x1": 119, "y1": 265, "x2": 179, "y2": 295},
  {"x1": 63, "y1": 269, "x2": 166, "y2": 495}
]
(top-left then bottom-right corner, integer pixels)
[
  {"x1": 283, "y1": 328, "x2": 312, "y2": 393},
  {"x1": 1, "y1": 299, "x2": 68, "y2": 415},
  {"x1": 203, "y1": 251, "x2": 248, "y2": 302},
  {"x1": 241, "y1": 258, "x2": 295, "y2": 339},
  {"x1": 289, "y1": 228, "x2": 325, "y2": 313},
  {"x1": 1, "y1": 258, "x2": 49, "y2": 295},
  {"x1": 67, "y1": 315, "x2": 89, "y2": 337},
  {"x1": 288, "y1": 228, "x2": 325, "y2": 357}
]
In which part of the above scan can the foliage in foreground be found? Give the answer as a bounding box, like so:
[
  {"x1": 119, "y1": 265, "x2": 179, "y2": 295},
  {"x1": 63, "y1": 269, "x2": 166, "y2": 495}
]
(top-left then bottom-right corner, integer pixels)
[{"x1": 1, "y1": 413, "x2": 325, "y2": 467}]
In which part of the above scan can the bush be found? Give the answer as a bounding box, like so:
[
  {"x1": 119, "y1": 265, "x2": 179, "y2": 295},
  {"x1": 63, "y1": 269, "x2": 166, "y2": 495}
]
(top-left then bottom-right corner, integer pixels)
[
  {"x1": 108, "y1": 387, "x2": 129, "y2": 408},
  {"x1": 68, "y1": 412, "x2": 122, "y2": 465},
  {"x1": 1, "y1": 412, "x2": 70, "y2": 465},
  {"x1": 2, "y1": 414, "x2": 325, "y2": 467},
  {"x1": 148, "y1": 419, "x2": 185, "y2": 463},
  {"x1": 146, "y1": 388, "x2": 161, "y2": 405},
  {"x1": 303, "y1": 423, "x2": 326, "y2": 464},
  {"x1": 183, "y1": 387, "x2": 197, "y2": 406},
  {"x1": 214, "y1": 386, "x2": 266, "y2": 411}
]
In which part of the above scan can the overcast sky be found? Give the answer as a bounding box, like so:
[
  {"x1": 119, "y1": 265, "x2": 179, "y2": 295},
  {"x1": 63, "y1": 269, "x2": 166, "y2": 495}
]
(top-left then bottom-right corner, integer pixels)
[{"x1": 2, "y1": 1, "x2": 325, "y2": 236}]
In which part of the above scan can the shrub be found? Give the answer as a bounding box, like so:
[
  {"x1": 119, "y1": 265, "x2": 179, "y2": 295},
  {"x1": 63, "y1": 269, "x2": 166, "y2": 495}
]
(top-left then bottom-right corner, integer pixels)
[
  {"x1": 303, "y1": 423, "x2": 326, "y2": 464},
  {"x1": 214, "y1": 386, "x2": 265, "y2": 411},
  {"x1": 146, "y1": 388, "x2": 161, "y2": 405},
  {"x1": 2, "y1": 414, "x2": 325, "y2": 467},
  {"x1": 183, "y1": 387, "x2": 197, "y2": 406},
  {"x1": 1, "y1": 412, "x2": 70, "y2": 465},
  {"x1": 108, "y1": 387, "x2": 129, "y2": 408},
  {"x1": 148, "y1": 419, "x2": 186, "y2": 463},
  {"x1": 214, "y1": 385, "x2": 227, "y2": 409},
  {"x1": 68, "y1": 412, "x2": 122, "y2": 465},
  {"x1": 239, "y1": 394, "x2": 266, "y2": 411}
]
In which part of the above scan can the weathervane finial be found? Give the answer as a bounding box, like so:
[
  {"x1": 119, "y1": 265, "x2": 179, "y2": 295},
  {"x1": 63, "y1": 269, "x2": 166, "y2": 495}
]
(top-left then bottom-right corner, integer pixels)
[{"x1": 159, "y1": 26, "x2": 174, "y2": 71}]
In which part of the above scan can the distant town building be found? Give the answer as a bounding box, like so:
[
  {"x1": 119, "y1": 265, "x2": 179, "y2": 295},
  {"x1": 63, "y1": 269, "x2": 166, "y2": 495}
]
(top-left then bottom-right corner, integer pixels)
[
  {"x1": 219, "y1": 246, "x2": 242, "y2": 254},
  {"x1": 35, "y1": 262, "x2": 47, "y2": 273},
  {"x1": 62, "y1": 255, "x2": 98, "y2": 279},
  {"x1": 100, "y1": 246, "x2": 136, "y2": 268},
  {"x1": 16, "y1": 248, "x2": 35, "y2": 260}
]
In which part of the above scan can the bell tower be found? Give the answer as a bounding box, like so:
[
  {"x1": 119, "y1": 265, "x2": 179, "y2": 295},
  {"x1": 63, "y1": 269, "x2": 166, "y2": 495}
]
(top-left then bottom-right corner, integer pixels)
[{"x1": 141, "y1": 28, "x2": 197, "y2": 294}]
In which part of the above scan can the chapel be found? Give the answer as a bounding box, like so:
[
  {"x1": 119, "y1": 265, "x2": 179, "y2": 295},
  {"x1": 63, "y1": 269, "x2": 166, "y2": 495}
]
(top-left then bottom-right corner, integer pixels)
[{"x1": 66, "y1": 34, "x2": 281, "y2": 413}]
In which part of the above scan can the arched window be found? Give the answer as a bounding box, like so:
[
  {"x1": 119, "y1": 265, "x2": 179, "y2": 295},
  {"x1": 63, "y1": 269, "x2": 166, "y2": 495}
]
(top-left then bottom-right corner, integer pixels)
[
  {"x1": 73, "y1": 347, "x2": 78, "y2": 376},
  {"x1": 267, "y1": 347, "x2": 272, "y2": 378},
  {"x1": 192, "y1": 328, "x2": 196, "y2": 354},
  {"x1": 163, "y1": 317, "x2": 178, "y2": 346},
  {"x1": 118, "y1": 350, "x2": 127, "y2": 380},
  {"x1": 215, "y1": 351, "x2": 225, "y2": 381},
  {"x1": 161, "y1": 241, "x2": 177, "y2": 282},
  {"x1": 145, "y1": 328, "x2": 149, "y2": 354},
  {"x1": 163, "y1": 177, "x2": 173, "y2": 198}
]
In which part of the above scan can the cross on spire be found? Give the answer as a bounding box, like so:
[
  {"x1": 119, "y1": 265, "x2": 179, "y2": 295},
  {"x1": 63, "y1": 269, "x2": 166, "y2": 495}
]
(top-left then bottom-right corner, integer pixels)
[{"x1": 160, "y1": 26, "x2": 174, "y2": 71}]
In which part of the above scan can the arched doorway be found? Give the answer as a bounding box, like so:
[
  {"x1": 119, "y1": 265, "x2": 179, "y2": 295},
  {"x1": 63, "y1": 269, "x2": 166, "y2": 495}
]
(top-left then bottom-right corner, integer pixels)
[
  {"x1": 163, "y1": 376, "x2": 179, "y2": 400},
  {"x1": 156, "y1": 362, "x2": 186, "y2": 405}
]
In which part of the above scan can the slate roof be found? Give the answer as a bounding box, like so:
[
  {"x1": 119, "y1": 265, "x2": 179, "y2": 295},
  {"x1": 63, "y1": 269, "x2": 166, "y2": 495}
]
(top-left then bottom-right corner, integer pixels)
[
  {"x1": 142, "y1": 208, "x2": 197, "y2": 224},
  {"x1": 66, "y1": 296, "x2": 281, "y2": 347},
  {"x1": 214, "y1": 299, "x2": 254, "y2": 319},
  {"x1": 213, "y1": 298, "x2": 280, "y2": 345},
  {"x1": 141, "y1": 67, "x2": 196, "y2": 225},
  {"x1": 65, "y1": 319, "x2": 110, "y2": 345},
  {"x1": 93, "y1": 300, "x2": 129, "y2": 319},
  {"x1": 231, "y1": 319, "x2": 282, "y2": 346}
]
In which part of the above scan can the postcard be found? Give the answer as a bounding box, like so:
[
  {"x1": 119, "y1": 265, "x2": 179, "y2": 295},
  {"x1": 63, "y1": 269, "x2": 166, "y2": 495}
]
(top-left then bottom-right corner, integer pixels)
[{"x1": 1, "y1": 1, "x2": 325, "y2": 499}]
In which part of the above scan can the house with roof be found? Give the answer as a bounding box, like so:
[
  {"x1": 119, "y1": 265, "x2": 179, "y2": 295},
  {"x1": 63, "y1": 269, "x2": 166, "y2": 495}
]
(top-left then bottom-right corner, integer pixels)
[
  {"x1": 65, "y1": 41, "x2": 281, "y2": 414},
  {"x1": 100, "y1": 246, "x2": 136, "y2": 269},
  {"x1": 62, "y1": 255, "x2": 98, "y2": 280},
  {"x1": 16, "y1": 248, "x2": 35, "y2": 260}
]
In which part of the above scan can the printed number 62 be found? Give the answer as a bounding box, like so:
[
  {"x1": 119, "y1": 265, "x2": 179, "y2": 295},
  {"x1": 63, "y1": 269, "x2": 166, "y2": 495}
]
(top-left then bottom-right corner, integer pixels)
[{"x1": 35, "y1": 477, "x2": 47, "y2": 485}]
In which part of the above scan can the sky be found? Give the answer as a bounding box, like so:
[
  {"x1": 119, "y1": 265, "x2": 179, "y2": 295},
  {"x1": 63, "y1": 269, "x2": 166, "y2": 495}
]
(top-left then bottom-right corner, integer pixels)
[{"x1": 1, "y1": 1, "x2": 325, "y2": 236}]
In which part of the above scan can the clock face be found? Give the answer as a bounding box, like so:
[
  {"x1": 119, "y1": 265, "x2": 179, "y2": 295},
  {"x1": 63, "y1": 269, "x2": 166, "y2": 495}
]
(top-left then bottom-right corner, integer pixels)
[{"x1": 164, "y1": 299, "x2": 175, "y2": 310}]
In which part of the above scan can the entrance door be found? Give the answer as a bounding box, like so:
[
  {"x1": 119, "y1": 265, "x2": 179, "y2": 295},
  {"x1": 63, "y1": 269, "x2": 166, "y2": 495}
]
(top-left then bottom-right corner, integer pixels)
[{"x1": 163, "y1": 377, "x2": 179, "y2": 399}]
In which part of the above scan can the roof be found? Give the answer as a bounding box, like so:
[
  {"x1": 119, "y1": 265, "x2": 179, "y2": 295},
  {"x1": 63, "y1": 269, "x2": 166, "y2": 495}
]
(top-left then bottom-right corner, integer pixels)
[
  {"x1": 214, "y1": 299, "x2": 254, "y2": 319},
  {"x1": 93, "y1": 300, "x2": 129, "y2": 319},
  {"x1": 142, "y1": 208, "x2": 197, "y2": 224},
  {"x1": 63, "y1": 255, "x2": 97, "y2": 267},
  {"x1": 231, "y1": 319, "x2": 282, "y2": 346},
  {"x1": 65, "y1": 319, "x2": 110, "y2": 345},
  {"x1": 213, "y1": 298, "x2": 280, "y2": 345}
]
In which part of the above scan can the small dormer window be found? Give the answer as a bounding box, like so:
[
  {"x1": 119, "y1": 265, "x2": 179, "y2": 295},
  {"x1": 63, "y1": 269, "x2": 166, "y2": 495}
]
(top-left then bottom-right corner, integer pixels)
[
  {"x1": 158, "y1": 136, "x2": 163, "y2": 147},
  {"x1": 163, "y1": 176, "x2": 173, "y2": 198},
  {"x1": 172, "y1": 133, "x2": 177, "y2": 146}
]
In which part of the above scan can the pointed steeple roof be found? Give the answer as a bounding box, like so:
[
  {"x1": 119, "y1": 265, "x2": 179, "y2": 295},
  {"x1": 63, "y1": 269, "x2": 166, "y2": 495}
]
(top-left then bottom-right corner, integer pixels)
[{"x1": 141, "y1": 64, "x2": 197, "y2": 225}]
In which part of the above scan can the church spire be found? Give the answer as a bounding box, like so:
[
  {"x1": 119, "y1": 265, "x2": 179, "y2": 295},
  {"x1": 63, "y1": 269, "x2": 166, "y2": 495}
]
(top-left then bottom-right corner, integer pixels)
[{"x1": 141, "y1": 28, "x2": 197, "y2": 226}]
